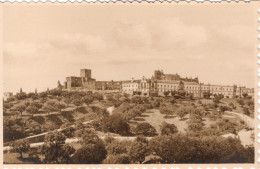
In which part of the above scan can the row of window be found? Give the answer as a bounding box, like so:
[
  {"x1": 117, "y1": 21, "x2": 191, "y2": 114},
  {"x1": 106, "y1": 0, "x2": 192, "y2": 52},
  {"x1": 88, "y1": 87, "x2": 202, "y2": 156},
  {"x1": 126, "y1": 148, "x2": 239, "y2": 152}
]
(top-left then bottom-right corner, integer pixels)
[
  {"x1": 157, "y1": 85, "x2": 233, "y2": 91},
  {"x1": 122, "y1": 84, "x2": 251, "y2": 93},
  {"x1": 123, "y1": 84, "x2": 138, "y2": 87}
]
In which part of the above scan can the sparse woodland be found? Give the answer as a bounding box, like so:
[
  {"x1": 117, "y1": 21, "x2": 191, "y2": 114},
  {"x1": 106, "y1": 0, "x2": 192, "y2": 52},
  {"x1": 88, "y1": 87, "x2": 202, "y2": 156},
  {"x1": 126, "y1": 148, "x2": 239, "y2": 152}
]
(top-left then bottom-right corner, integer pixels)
[{"x1": 3, "y1": 89, "x2": 255, "y2": 164}]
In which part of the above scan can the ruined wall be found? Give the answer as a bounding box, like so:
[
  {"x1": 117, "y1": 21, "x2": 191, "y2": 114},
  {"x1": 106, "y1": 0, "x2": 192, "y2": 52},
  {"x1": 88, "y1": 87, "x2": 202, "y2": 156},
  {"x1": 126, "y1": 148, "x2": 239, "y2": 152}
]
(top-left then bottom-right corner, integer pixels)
[
  {"x1": 82, "y1": 78, "x2": 96, "y2": 90},
  {"x1": 66, "y1": 77, "x2": 83, "y2": 89}
]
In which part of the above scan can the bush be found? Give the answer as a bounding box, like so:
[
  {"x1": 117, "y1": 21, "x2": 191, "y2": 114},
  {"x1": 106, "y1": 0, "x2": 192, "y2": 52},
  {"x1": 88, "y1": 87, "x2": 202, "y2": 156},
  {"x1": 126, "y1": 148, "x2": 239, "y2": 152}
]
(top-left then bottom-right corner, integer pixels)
[
  {"x1": 237, "y1": 99, "x2": 245, "y2": 107},
  {"x1": 243, "y1": 107, "x2": 250, "y2": 116},
  {"x1": 159, "y1": 106, "x2": 173, "y2": 118},
  {"x1": 93, "y1": 92, "x2": 103, "y2": 101},
  {"x1": 103, "y1": 154, "x2": 130, "y2": 164},
  {"x1": 72, "y1": 130, "x2": 107, "y2": 164},
  {"x1": 106, "y1": 140, "x2": 129, "y2": 155},
  {"x1": 149, "y1": 134, "x2": 253, "y2": 163},
  {"x1": 41, "y1": 131, "x2": 75, "y2": 164},
  {"x1": 219, "y1": 105, "x2": 228, "y2": 112},
  {"x1": 160, "y1": 122, "x2": 178, "y2": 136},
  {"x1": 16, "y1": 92, "x2": 27, "y2": 100},
  {"x1": 128, "y1": 136, "x2": 150, "y2": 164},
  {"x1": 131, "y1": 96, "x2": 143, "y2": 104},
  {"x1": 11, "y1": 140, "x2": 30, "y2": 158},
  {"x1": 102, "y1": 113, "x2": 130, "y2": 136},
  {"x1": 134, "y1": 122, "x2": 157, "y2": 137}
]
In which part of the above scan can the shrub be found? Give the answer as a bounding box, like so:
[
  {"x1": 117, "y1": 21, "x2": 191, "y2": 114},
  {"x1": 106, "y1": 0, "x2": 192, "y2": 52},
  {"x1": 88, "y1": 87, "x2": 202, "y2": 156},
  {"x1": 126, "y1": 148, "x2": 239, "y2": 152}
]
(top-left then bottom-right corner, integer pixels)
[
  {"x1": 103, "y1": 154, "x2": 130, "y2": 164},
  {"x1": 16, "y1": 92, "x2": 27, "y2": 100},
  {"x1": 160, "y1": 122, "x2": 178, "y2": 136},
  {"x1": 243, "y1": 107, "x2": 250, "y2": 116},
  {"x1": 106, "y1": 140, "x2": 129, "y2": 155},
  {"x1": 134, "y1": 122, "x2": 157, "y2": 137},
  {"x1": 128, "y1": 136, "x2": 150, "y2": 164},
  {"x1": 149, "y1": 134, "x2": 253, "y2": 163},
  {"x1": 102, "y1": 113, "x2": 130, "y2": 136},
  {"x1": 72, "y1": 130, "x2": 107, "y2": 164},
  {"x1": 11, "y1": 140, "x2": 30, "y2": 159}
]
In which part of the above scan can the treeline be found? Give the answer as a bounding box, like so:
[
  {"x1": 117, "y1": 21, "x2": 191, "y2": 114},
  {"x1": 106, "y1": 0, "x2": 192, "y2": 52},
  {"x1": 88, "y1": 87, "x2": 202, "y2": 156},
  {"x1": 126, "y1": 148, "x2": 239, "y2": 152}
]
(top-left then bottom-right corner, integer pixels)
[{"x1": 11, "y1": 130, "x2": 254, "y2": 164}]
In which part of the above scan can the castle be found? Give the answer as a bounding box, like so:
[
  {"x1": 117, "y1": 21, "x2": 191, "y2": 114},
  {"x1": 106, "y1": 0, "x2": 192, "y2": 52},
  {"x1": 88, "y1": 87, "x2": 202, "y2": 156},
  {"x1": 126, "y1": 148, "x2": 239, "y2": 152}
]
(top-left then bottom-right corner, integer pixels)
[
  {"x1": 60, "y1": 69, "x2": 254, "y2": 98},
  {"x1": 60, "y1": 69, "x2": 121, "y2": 91}
]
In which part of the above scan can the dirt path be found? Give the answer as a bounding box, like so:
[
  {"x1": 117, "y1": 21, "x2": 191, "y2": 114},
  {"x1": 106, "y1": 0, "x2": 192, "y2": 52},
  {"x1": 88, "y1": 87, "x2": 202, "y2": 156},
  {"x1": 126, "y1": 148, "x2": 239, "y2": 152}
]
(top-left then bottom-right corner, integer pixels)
[
  {"x1": 4, "y1": 136, "x2": 152, "y2": 152},
  {"x1": 222, "y1": 111, "x2": 254, "y2": 147},
  {"x1": 225, "y1": 111, "x2": 254, "y2": 128}
]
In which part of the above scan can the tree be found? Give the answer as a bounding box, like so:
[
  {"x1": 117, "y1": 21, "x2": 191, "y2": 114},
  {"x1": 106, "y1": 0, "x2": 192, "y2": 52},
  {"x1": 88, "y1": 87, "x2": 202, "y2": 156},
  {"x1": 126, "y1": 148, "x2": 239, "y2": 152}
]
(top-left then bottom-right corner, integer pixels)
[
  {"x1": 72, "y1": 129, "x2": 107, "y2": 164},
  {"x1": 102, "y1": 113, "x2": 130, "y2": 135},
  {"x1": 128, "y1": 136, "x2": 150, "y2": 164},
  {"x1": 103, "y1": 154, "x2": 130, "y2": 164},
  {"x1": 11, "y1": 140, "x2": 30, "y2": 159},
  {"x1": 106, "y1": 94, "x2": 115, "y2": 102},
  {"x1": 171, "y1": 90, "x2": 177, "y2": 97},
  {"x1": 64, "y1": 98, "x2": 72, "y2": 106},
  {"x1": 39, "y1": 92, "x2": 48, "y2": 99},
  {"x1": 187, "y1": 114, "x2": 204, "y2": 132},
  {"x1": 55, "y1": 102, "x2": 66, "y2": 112},
  {"x1": 31, "y1": 94, "x2": 38, "y2": 101},
  {"x1": 169, "y1": 98, "x2": 176, "y2": 105},
  {"x1": 43, "y1": 103, "x2": 58, "y2": 115},
  {"x1": 159, "y1": 106, "x2": 173, "y2": 118},
  {"x1": 219, "y1": 105, "x2": 228, "y2": 113},
  {"x1": 41, "y1": 131, "x2": 75, "y2": 164},
  {"x1": 15, "y1": 105, "x2": 26, "y2": 116},
  {"x1": 187, "y1": 93, "x2": 193, "y2": 100},
  {"x1": 26, "y1": 105, "x2": 39, "y2": 117},
  {"x1": 163, "y1": 91, "x2": 170, "y2": 97},
  {"x1": 243, "y1": 107, "x2": 250, "y2": 116},
  {"x1": 82, "y1": 95, "x2": 94, "y2": 105},
  {"x1": 134, "y1": 122, "x2": 157, "y2": 137},
  {"x1": 160, "y1": 122, "x2": 178, "y2": 136},
  {"x1": 131, "y1": 96, "x2": 142, "y2": 104},
  {"x1": 50, "y1": 89, "x2": 62, "y2": 96},
  {"x1": 31, "y1": 101, "x2": 43, "y2": 109},
  {"x1": 16, "y1": 92, "x2": 27, "y2": 100},
  {"x1": 58, "y1": 144, "x2": 76, "y2": 163},
  {"x1": 203, "y1": 91, "x2": 211, "y2": 99},
  {"x1": 237, "y1": 99, "x2": 245, "y2": 107},
  {"x1": 213, "y1": 95, "x2": 221, "y2": 104},
  {"x1": 72, "y1": 98, "x2": 82, "y2": 107},
  {"x1": 93, "y1": 92, "x2": 103, "y2": 101},
  {"x1": 152, "y1": 99, "x2": 161, "y2": 108},
  {"x1": 176, "y1": 108, "x2": 189, "y2": 120},
  {"x1": 149, "y1": 134, "x2": 251, "y2": 163},
  {"x1": 242, "y1": 93, "x2": 248, "y2": 99},
  {"x1": 106, "y1": 140, "x2": 129, "y2": 155}
]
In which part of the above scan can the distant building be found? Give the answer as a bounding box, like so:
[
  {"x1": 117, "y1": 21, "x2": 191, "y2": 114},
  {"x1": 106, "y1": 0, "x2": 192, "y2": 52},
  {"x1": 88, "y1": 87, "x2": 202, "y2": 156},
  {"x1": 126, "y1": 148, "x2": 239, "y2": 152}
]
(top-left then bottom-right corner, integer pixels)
[
  {"x1": 63, "y1": 69, "x2": 96, "y2": 90},
  {"x1": 61, "y1": 68, "x2": 254, "y2": 98},
  {"x1": 3, "y1": 92, "x2": 13, "y2": 101},
  {"x1": 62, "y1": 69, "x2": 121, "y2": 91},
  {"x1": 122, "y1": 79, "x2": 140, "y2": 95}
]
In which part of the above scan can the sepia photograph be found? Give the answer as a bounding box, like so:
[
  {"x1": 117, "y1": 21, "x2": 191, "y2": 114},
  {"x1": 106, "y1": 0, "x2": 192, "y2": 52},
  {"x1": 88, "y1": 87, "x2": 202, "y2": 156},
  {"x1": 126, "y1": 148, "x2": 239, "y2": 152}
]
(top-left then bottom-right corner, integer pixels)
[{"x1": 1, "y1": 2, "x2": 258, "y2": 165}]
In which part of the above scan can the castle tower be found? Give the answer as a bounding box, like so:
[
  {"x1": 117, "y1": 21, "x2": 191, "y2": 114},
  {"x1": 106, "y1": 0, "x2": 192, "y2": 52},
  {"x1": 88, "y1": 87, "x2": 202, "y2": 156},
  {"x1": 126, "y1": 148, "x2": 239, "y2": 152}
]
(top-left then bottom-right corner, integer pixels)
[
  {"x1": 154, "y1": 70, "x2": 163, "y2": 80},
  {"x1": 80, "y1": 69, "x2": 91, "y2": 78},
  {"x1": 35, "y1": 88, "x2": 37, "y2": 94},
  {"x1": 20, "y1": 88, "x2": 22, "y2": 93}
]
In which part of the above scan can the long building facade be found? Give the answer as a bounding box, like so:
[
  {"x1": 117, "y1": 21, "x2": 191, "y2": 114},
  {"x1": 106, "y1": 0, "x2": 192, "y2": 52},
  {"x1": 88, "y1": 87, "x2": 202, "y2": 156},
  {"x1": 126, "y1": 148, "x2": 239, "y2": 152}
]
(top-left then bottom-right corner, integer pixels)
[{"x1": 61, "y1": 69, "x2": 254, "y2": 98}]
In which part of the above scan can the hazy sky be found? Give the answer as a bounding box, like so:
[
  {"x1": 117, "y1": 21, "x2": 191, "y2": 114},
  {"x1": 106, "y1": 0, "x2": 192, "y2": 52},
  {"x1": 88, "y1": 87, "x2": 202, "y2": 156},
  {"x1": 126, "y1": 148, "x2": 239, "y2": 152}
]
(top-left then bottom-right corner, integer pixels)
[{"x1": 3, "y1": 3, "x2": 258, "y2": 93}]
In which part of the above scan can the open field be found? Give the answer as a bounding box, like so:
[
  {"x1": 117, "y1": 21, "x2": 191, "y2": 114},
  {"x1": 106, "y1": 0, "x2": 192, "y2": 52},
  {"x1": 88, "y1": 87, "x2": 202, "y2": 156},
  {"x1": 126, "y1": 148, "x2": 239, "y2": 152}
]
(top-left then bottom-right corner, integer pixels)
[{"x1": 139, "y1": 109, "x2": 188, "y2": 133}]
